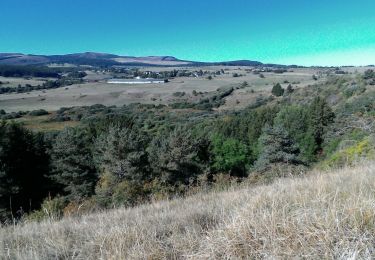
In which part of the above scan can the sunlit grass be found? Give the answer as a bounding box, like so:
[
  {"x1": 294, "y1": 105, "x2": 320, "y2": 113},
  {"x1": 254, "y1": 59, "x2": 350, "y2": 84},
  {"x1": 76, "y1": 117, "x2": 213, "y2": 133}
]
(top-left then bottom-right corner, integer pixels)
[{"x1": 1, "y1": 163, "x2": 375, "y2": 259}]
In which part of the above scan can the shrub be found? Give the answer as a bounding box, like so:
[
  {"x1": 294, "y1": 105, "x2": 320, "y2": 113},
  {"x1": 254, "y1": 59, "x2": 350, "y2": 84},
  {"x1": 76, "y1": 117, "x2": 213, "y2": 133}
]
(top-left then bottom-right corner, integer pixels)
[
  {"x1": 112, "y1": 181, "x2": 148, "y2": 207},
  {"x1": 25, "y1": 197, "x2": 67, "y2": 222},
  {"x1": 286, "y1": 84, "x2": 294, "y2": 94},
  {"x1": 28, "y1": 109, "x2": 49, "y2": 116},
  {"x1": 172, "y1": 92, "x2": 186, "y2": 97},
  {"x1": 364, "y1": 69, "x2": 375, "y2": 79},
  {"x1": 322, "y1": 136, "x2": 375, "y2": 167},
  {"x1": 343, "y1": 85, "x2": 366, "y2": 98},
  {"x1": 241, "y1": 81, "x2": 249, "y2": 88}
]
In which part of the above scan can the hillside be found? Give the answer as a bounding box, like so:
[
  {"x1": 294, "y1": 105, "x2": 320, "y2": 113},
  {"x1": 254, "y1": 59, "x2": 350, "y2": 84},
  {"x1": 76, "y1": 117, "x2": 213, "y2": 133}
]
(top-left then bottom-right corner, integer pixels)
[
  {"x1": 0, "y1": 58, "x2": 374, "y2": 259},
  {"x1": 2, "y1": 1, "x2": 375, "y2": 259},
  {"x1": 1, "y1": 163, "x2": 374, "y2": 259}
]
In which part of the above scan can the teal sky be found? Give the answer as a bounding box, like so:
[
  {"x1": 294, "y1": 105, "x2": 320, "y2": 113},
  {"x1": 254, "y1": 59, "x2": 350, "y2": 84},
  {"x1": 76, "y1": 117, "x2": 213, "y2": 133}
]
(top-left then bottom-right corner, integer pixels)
[{"x1": 1, "y1": 0, "x2": 375, "y2": 66}]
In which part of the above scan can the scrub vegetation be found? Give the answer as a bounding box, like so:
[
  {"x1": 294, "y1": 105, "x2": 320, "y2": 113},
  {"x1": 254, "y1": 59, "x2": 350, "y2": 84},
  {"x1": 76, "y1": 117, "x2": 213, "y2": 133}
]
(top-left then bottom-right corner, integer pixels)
[{"x1": 0, "y1": 64, "x2": 374, "y2": 258}]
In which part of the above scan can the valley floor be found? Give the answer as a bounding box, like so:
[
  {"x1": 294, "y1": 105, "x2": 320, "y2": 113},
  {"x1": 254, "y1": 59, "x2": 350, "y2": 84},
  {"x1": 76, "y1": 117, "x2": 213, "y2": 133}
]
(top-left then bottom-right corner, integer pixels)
[{"x1": 1, "y1": 163, "x2": 375, "y2": 259}]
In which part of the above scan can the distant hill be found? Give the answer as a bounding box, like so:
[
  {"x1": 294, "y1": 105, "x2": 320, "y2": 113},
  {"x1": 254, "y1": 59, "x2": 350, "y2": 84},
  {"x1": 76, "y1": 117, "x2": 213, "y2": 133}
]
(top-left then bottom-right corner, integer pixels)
[
  {"x1": 0, "y1": 52, "x2": 268, "y2": 67},
  {"x1": 0, "y1": 53, "x2": 50, "y2": 65}
]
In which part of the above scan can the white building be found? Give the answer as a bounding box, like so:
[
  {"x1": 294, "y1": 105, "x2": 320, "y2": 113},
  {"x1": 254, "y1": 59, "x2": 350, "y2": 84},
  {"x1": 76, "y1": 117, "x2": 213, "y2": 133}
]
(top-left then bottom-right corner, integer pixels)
[{"x1": 107, "y1": 78, "x2": 165, "y2": 84}]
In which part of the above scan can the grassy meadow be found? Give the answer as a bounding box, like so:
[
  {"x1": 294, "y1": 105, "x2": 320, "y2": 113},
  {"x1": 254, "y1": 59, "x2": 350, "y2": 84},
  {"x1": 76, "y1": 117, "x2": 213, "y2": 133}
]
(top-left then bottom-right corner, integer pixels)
[{"x1": 14, "y1": 115, "x2": 79, "y2": 132}]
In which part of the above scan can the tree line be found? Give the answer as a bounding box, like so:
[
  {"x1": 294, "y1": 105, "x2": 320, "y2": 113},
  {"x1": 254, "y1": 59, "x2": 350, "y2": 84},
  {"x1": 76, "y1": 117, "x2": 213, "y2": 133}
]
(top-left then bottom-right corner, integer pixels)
[
  {"x1": 0, "y1": 65, "x2": 62, "y2": 78},
  {"x1": 0, "y1": 70, "x2": 87, "y2": 94}
]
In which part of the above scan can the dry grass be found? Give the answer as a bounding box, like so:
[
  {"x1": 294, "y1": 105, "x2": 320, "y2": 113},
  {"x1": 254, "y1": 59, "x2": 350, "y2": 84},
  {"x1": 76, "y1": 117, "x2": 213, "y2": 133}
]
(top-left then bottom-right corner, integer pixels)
[
  {"x1": 0, "y1": 76, "x2": 48, "y2": 88},
  {"x1": 14, "y1": 115, "x2": 79, "y2": 132},
  {"x1": 1, "y1": 163, "x2": 375, "y2": 259}
]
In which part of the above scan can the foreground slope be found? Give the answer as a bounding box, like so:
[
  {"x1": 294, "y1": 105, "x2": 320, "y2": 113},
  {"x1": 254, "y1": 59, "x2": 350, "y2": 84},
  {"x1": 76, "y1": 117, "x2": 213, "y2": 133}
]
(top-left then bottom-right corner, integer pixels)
[{"x1": 1, "y1": 163, "x2": 375, "y2": 259}]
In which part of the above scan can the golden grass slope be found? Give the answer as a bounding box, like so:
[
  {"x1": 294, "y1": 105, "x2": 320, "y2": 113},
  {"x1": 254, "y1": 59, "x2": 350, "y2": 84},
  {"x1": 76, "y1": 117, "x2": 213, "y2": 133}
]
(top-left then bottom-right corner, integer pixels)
[{"x1": 1, "y1": 163, "x2": 375, "y2": 259}]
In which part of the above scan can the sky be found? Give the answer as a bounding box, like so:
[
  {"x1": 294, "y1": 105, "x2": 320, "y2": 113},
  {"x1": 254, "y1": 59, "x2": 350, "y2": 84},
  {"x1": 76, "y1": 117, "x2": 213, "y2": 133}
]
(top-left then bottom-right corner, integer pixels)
[{"x1": 1, "y1": 0, "x2": 375, "y2": 66}]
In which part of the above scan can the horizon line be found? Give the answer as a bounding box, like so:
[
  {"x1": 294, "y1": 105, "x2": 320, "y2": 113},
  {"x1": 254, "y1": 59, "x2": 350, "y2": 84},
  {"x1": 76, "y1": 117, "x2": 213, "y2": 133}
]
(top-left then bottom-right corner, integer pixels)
[{"x1": 1, "y1": 51, "x2": 375, "y2": 68}]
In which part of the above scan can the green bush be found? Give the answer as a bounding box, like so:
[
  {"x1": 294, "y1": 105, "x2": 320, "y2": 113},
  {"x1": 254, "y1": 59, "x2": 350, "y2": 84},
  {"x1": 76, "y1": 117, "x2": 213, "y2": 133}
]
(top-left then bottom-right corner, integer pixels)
[
  {"x1": 26, "y1": 196, "x2": 66, "y2": 222},
  {"x1": 343, "y1": 84, "x2": 366, "y2": 98},
  {"x1": 28, "y1": 109, "x2": 49, "y2": 116},
  {"x1": 322, "y1": 136, "x2": 375, "y2": 168}
]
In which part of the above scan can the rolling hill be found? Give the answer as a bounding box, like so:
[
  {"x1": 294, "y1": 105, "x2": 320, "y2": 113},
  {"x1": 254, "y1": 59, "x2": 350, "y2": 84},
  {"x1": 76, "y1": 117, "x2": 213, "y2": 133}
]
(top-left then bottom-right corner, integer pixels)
[{"x1": 0, "y1": 52, "x2": 267, "y2": 67}]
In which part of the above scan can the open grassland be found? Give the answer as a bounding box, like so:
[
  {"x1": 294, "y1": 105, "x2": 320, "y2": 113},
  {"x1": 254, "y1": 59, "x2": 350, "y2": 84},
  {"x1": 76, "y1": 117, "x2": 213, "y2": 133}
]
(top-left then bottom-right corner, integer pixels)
[
  {"x1": 0, "y1": 76, "x2": 48, "y2": 88},
  {"x1": 14, "y1": 115, "x2": 79, "y2": 132},
  {"x1": 0, "y1": 67, "x2": 322, "y2": 112},
  {"x1": 1, "y1": 162, "x2": 375, "y2": 259}
]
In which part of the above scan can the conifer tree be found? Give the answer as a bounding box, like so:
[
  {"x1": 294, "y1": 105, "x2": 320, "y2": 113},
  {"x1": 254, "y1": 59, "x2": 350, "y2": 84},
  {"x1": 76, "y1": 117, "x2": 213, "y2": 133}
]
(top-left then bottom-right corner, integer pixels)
[
  {"x1": 272, "y1": 83, "x2": 284, "y2": 96},
  {"x1": 255, "y1": 125, "x2": 301, "y2": 170},
  {"x1": 51, "y1": 127, "x2": 97, "y2": 202}
]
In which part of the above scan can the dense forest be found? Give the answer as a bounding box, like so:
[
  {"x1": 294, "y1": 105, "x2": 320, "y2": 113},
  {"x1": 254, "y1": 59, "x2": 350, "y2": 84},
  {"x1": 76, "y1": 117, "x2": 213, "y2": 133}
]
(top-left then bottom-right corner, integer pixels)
[
  {"x1": 0, "y1": 65, "x2": 63, "y2": 78},
  {"x1": 0, "y1": 71, "x2": 374, "y2": 223}
]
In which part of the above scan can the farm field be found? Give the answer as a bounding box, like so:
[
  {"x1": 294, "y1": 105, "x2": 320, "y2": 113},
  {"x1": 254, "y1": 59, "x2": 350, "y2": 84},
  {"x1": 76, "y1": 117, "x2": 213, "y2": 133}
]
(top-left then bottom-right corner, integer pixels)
[
  {"x1": 0, "y1": 67, "x2": 325, "y2": 112},
  {"x1": 0, "y1": 76, "x2": 49, "y2": 88}
]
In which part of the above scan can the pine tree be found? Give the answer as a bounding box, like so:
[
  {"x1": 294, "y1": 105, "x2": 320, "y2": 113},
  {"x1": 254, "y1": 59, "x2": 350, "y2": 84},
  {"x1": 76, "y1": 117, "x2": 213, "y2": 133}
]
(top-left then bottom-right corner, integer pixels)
[
  {"x1": 51, "y1": 127, "x2": 97, "y2": 202},
  {"x1": 273, "y1": 105, "x2": 315, "y2": 162},
  {"x1": 94, "y1": 124, "x2": 149, "y2": 182},
  {"x1": 308, "y1": 97, "x2": 335, "y2": 151},
  {"x1": 148, "y1": 127, "x2": 207, "y2": 185},
  {"x1": 0, "y1": 122, "x2": 50, "y2": 220},
  {"x1": 255, "y1": 125, "x2": 301, "y2": 170},
  {"x1": 272, "y1": 83, "x2": 284, "y2": 96}
]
